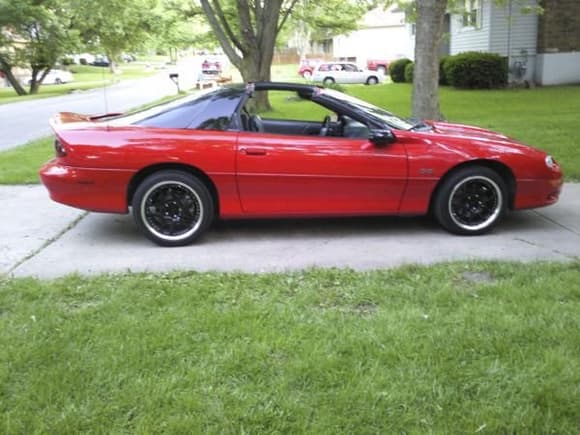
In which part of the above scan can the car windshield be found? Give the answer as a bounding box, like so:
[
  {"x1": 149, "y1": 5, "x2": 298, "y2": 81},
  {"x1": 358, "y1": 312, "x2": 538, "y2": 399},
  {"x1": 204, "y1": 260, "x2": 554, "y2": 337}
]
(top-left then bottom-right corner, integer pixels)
[{"x1": 321, "y1": 89, "x2": 415, "y2": 130}]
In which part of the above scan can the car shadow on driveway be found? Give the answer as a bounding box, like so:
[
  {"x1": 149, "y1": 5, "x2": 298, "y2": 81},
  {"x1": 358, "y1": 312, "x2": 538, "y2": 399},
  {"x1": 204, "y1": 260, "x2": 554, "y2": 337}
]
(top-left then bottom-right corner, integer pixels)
[{"x1": 89, "y1": 210, "x2": 554, "y2": 244}]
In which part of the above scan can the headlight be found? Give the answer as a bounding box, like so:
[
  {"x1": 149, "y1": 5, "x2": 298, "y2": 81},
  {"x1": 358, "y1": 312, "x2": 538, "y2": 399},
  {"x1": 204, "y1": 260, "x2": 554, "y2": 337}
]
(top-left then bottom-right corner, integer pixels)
[{"x1": 545, "y1": 155, "x2": 557, "y2": 169}]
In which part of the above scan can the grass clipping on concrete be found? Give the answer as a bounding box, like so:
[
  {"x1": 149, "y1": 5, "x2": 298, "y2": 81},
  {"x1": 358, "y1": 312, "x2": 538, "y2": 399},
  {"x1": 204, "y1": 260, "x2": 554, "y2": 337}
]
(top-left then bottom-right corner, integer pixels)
[{"x1": 1, "y1": 261, "x2": 579, "y2": 432}]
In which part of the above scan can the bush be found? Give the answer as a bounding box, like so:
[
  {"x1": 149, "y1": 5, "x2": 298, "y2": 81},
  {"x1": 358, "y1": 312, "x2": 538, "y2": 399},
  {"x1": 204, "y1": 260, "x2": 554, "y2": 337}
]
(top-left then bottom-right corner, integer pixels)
[
  {"x1": 439, "y1": 55, "x2": 451, "y2": 85},
  {"x1": 404, "y1": 62, "x2": 414, "y2": 83},
  {"x1": 322, "y1": 82, "x2": 346, "y2": 93},
  {"x1": 61, "y1": 56, "x2": 75, "y2": 66},
  {"x1": 389, "y1": 58, "x2": 412, "y2": 83},
  {"x1": 443, "y1": 51, "x2": 508, "y2": 89}
]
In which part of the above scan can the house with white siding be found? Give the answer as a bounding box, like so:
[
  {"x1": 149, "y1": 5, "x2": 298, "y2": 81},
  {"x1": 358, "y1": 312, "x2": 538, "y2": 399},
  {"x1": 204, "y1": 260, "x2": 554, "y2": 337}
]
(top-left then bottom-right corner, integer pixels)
[
  {"x1": 332, "y1": 6, "x2": 415, "y2": 65},
  {"x1": 449, "y1": 0, "x2": 580, "y2": 85}
]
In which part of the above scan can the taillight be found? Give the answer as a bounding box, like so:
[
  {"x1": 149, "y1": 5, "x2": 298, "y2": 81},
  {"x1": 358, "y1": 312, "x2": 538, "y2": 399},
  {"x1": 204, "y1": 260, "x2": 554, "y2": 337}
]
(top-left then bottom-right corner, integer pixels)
[{"x1": 54, "y1": 138, "x2": 67, "y2": 157}]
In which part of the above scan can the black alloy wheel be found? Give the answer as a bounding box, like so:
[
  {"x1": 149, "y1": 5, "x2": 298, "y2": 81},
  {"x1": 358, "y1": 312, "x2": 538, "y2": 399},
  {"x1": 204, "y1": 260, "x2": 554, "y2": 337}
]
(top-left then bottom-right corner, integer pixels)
[
  {"x1": 433, "y1": 166, "x2": 507, "y2": 235},
  {"x1": 132, "y1": 170, "x2": 214, "y2": 246}
]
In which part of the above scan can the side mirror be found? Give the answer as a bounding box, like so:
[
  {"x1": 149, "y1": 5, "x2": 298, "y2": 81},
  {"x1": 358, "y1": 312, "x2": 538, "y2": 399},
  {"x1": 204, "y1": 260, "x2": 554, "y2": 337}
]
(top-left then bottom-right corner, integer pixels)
[{"x1": 369, "y1": 129, "x2": 396, "y2": 146}]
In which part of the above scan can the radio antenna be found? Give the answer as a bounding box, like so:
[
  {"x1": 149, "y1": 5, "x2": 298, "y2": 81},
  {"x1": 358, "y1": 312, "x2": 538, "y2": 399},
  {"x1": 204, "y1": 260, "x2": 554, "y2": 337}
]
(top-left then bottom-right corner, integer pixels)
[
  {"x1": 101, "y1": 62, "x2": 110, "y2": 131},
  {"x1": 102, "y1": 65, "x2": 109, "y2": 115}
]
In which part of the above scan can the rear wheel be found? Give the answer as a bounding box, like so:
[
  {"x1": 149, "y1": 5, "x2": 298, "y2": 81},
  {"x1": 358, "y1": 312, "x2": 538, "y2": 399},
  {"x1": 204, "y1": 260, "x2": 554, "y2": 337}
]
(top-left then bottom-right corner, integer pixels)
[
  {"x1": 302, "y1": 70, "x2": 312, "y2": 80},
  {"x1": 323, "y1": 77, "x2": 335, "y2": 86},
  {"x1": 433, "y1": 166, "x2": 507, "y2": 235},
  {"x1": 366, "y1": 76, "x2": 379, "y2": 85},
  {"x1": 132, "y1": 170, "x2": 214, "y2": 246}
]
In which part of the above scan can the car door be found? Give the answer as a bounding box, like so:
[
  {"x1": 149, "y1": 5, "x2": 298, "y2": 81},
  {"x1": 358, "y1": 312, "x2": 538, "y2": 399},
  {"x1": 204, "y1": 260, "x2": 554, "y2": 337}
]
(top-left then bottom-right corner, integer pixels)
[
  {"x1": 236, "y1": 132, "x2": 408, "y2": 216},
  {"x1": 342, "y1": 63, "x2": 362, "y2": 84}
]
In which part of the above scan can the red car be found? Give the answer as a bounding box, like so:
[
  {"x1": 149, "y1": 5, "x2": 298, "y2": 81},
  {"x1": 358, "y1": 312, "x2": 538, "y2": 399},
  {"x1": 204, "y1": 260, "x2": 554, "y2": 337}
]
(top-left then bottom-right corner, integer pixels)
[
  {"x1": 201, "y1": 59, "x2": 221, "y2": 73},
  {"x1": 298, "y1": 59, "x2": 322, "y2": 79},
  {"x1": 41, "y1": 82, "x2": 563, "y2": 246},
  {"x1": 366, "y1": 59, "x2": 389, "y2": 75}
]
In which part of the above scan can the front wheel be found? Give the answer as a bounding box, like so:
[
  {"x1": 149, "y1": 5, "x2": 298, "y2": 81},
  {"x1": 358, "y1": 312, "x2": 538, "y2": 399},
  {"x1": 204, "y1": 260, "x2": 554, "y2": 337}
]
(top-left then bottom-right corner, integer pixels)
[
  {"x1": 302, "y1": 70, "x2": 312, "y2": 80},
  {"x1": 433, "y1": 166, "x2": 507, "y2": 235},
  {"x1": 366, "y1": 76, "x2": 379, "y2": 85},
  {"x1": 132, "y1": 170, "x2": 214, "y2": 246}
]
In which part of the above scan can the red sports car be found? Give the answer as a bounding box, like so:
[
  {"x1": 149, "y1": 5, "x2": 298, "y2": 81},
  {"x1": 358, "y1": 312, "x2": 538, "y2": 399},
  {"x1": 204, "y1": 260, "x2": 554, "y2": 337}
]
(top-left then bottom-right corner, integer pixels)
[{"x1": 40, "y1": 82, "x2": 563, "y2": 246}]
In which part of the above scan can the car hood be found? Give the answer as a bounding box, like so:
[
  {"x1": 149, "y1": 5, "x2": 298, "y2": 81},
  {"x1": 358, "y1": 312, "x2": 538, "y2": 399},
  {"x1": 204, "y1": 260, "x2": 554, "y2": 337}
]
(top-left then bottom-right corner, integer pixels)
[
  {"x1": 430, "y1": 121, "x2": 510, "y2": 141},
  {"x1": 427, "y1": 120, "x2": 547, "y2": 156}
]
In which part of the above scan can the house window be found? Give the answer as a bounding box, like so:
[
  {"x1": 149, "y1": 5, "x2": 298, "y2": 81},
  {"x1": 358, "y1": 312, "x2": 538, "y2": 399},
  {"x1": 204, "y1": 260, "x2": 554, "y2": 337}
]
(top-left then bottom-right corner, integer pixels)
[{"x1": 462, "y1": 0, "x2": 481, "y2": 28}]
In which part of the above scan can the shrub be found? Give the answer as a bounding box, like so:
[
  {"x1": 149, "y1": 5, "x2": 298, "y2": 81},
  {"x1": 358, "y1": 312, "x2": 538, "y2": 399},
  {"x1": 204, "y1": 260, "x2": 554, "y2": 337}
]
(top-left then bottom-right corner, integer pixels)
[
  {"x1": 322, "y1": 82, "x2": 346, "y2": 93},
  {"x1": 404, "y1": 62, "x2": 414, "y2": 83},
  {"x1": 61, "y1": 56, "x2": 75, "y2": 66},
  {"x1": 389, "y1": 58, "x2": 412, "y2": 83},
  {"x1": 443, "y1": 51, "x2": 508, "y2": 89},
  {"x1": 439, "y1": 55, "x2": 451, "y2": 85}
]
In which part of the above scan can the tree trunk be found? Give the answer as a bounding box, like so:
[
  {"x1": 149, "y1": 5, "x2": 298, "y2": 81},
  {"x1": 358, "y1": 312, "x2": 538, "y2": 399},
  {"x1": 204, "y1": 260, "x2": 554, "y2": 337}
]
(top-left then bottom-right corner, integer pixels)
[
  {"x1": 199, "y1": 0, "x2": 293, "y2": 113},
  {"x1": 28, "y1": 68, "x2": 50, "y2": 95},
  {"x1": 239, "y1": 53, "x2": 272, "y2": 111},
  {"x1": 412, "y1": 0, "x2": 448, "y2": 121},
  {"x1": 0, "y1": 58, "x2": 27, "y2": 96},
  {"x1": 29, "y1": 81, "x2": 40, "y2": 94}
]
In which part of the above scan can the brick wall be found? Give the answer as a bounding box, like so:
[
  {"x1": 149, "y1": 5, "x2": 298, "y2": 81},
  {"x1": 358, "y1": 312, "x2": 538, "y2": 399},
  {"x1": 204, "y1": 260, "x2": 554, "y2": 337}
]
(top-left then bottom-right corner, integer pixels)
[{"x1": 537, "y1": 0, "x2": 580, "y2": 52}]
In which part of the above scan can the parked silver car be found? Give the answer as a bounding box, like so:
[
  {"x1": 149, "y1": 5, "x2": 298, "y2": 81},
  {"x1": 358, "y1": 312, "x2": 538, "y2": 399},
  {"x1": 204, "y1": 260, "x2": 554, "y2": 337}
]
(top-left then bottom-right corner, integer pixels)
[
  {"x1": 23, "y1": 69, "x2": 74, "y2": 85},
  {"x1": 311, "y1": 62, "x2": 383, "y2": 86}
]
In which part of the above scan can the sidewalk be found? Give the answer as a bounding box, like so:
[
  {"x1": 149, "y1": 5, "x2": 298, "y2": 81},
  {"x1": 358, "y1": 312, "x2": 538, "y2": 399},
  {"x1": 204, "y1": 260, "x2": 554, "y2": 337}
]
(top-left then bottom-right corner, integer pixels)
[{"x1": 2, "y1": 184, "x2": 579, "y2": 279}]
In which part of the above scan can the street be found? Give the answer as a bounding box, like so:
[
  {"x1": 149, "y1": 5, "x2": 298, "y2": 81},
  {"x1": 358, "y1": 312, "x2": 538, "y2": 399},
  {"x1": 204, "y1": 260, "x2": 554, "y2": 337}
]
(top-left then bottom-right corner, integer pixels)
[{"x1": 0, "y1": 69, "x2": 189, "y2": 151}]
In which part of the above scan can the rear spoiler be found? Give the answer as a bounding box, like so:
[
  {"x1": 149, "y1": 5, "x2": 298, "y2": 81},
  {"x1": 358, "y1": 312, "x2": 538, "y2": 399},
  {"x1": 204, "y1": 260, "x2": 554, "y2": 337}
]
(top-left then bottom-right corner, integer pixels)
[{"x1": 50, "y1": 111, "x2": 123, "y2": 126}]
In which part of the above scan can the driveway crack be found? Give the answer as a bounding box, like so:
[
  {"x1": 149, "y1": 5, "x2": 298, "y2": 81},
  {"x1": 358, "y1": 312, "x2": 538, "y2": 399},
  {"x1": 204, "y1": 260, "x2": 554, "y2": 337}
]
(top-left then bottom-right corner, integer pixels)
[
  {"x1": 532, "y1": 210, "x2": 580, "y2": 237},
  {"x1": 7, "y1": 212, "x2": 88, "y2": 276},
  {"x1": 514, "y1": 236, "x2": 578, "y2": 260}
]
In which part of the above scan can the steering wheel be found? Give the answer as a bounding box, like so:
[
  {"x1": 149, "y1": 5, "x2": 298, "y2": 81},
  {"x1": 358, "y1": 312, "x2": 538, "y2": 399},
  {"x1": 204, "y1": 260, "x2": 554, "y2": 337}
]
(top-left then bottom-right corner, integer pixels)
[{"x1": 320, "y1": 115, "x2": 331, "y2": 136}]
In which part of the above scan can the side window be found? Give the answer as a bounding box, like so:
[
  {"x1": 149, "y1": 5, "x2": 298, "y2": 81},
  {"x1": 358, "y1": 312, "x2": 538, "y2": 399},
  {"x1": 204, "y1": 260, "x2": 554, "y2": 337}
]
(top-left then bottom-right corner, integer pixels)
[
  {"x1": 246, "y1": 90, "x2": 331, "y2": 122},
  {"x1": 343, "y1": 64, "x2": 357, "y2": 72},
  {"x1": 319, "y1": 64, "x2": 330, "y2": 72},
  {"x1": 242, "y1": 90, "x2": 335, "y2": 137},
  {"x1": 241, "y1": 90, "x2": 369, "y2": 139}
]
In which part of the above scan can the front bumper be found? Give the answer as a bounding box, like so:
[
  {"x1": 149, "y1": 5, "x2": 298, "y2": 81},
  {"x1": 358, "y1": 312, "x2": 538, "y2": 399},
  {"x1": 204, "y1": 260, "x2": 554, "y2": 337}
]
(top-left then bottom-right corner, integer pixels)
[{"x1": 514, "y1": 176, "x2": 563, "y2": 210}]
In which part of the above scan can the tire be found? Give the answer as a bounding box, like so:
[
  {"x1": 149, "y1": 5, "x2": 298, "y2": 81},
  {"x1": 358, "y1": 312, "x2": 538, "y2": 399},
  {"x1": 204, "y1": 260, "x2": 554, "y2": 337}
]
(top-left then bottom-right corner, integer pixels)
[
  {"x1": 366, "y1": 76, "x2": 379, "y2": 85},
  {"x1": 433, "y1": 166, "x2": 507, "y2": 235},
  {"x1": 132, "y1": 170, "x2": 214, "y2": 246},
  {"x1": 377, "y1": 66, "x2": 387, "y2": 76},
  {"x1": 302, "y1": 70, "x2": 312, "y2": 80},
  {"x1": 322, "y1": 77, "x2": 335, "y2": 86}
]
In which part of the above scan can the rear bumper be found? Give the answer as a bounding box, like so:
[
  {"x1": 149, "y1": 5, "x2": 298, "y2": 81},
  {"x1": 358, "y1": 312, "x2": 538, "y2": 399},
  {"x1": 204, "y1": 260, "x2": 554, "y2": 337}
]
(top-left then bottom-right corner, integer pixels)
[
  {"x1": 514, "y1": 176, "x2": 563, "y2": 210},
  {"x1": 39, "y1": 160, "x2": 134, "y2": 213}
]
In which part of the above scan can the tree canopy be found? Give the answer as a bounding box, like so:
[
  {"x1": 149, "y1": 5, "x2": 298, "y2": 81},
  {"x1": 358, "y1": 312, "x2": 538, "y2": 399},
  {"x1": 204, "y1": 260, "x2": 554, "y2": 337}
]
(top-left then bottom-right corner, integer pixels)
[{"x1": 0, "y1": 0, "x2": 80, "y2": 94}]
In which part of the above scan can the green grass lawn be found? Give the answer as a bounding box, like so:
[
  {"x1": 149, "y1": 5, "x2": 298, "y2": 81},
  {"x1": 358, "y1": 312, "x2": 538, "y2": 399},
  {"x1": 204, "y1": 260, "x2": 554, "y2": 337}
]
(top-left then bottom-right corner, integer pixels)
[
  {"x1": 1, "y1": 83, "x2": 579, "y2": 185},
  {"x1": 0, "y1": 63, "x2": 157, "y2": 105},
  {"x1": 1, "y1": 261, "x2": 579, "y2": 432},
  {"x1": 0, "y1": 136, "x2": 53, "y2": 184}
]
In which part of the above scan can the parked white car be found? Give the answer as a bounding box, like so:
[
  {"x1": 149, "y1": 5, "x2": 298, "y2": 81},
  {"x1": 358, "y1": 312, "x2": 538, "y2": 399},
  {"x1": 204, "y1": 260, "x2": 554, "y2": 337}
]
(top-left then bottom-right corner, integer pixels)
[
  {"x1": 311, "y1": 62, "x2": 384, "y2": 86},
  {"x1": 23, "y1": 69, "x2": 73, "y2": 85}
]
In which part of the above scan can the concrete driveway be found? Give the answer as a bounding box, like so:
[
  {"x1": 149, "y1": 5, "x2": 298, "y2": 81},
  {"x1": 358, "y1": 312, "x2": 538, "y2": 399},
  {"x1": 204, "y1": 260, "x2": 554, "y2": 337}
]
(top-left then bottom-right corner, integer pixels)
[{"x1": 2, "y1": 184, "x2": 579, "y2": 279}]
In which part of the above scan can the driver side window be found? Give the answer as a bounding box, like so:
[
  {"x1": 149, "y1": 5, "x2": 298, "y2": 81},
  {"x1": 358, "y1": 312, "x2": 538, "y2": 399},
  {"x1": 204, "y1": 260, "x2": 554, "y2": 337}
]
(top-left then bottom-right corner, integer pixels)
[
  {"x1": 241, "y1": 90, "x2": 370, "y2": 139},
  {"x1": 242, "y1": 90, "x2": 333, "y2": 137}
]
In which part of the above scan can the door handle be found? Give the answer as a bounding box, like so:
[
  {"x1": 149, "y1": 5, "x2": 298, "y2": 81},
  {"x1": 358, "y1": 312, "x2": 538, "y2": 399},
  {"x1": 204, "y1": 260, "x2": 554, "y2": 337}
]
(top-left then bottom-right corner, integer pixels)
[{"x1": 240, "y1": 147, "x2": 267, "y2": 156}]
